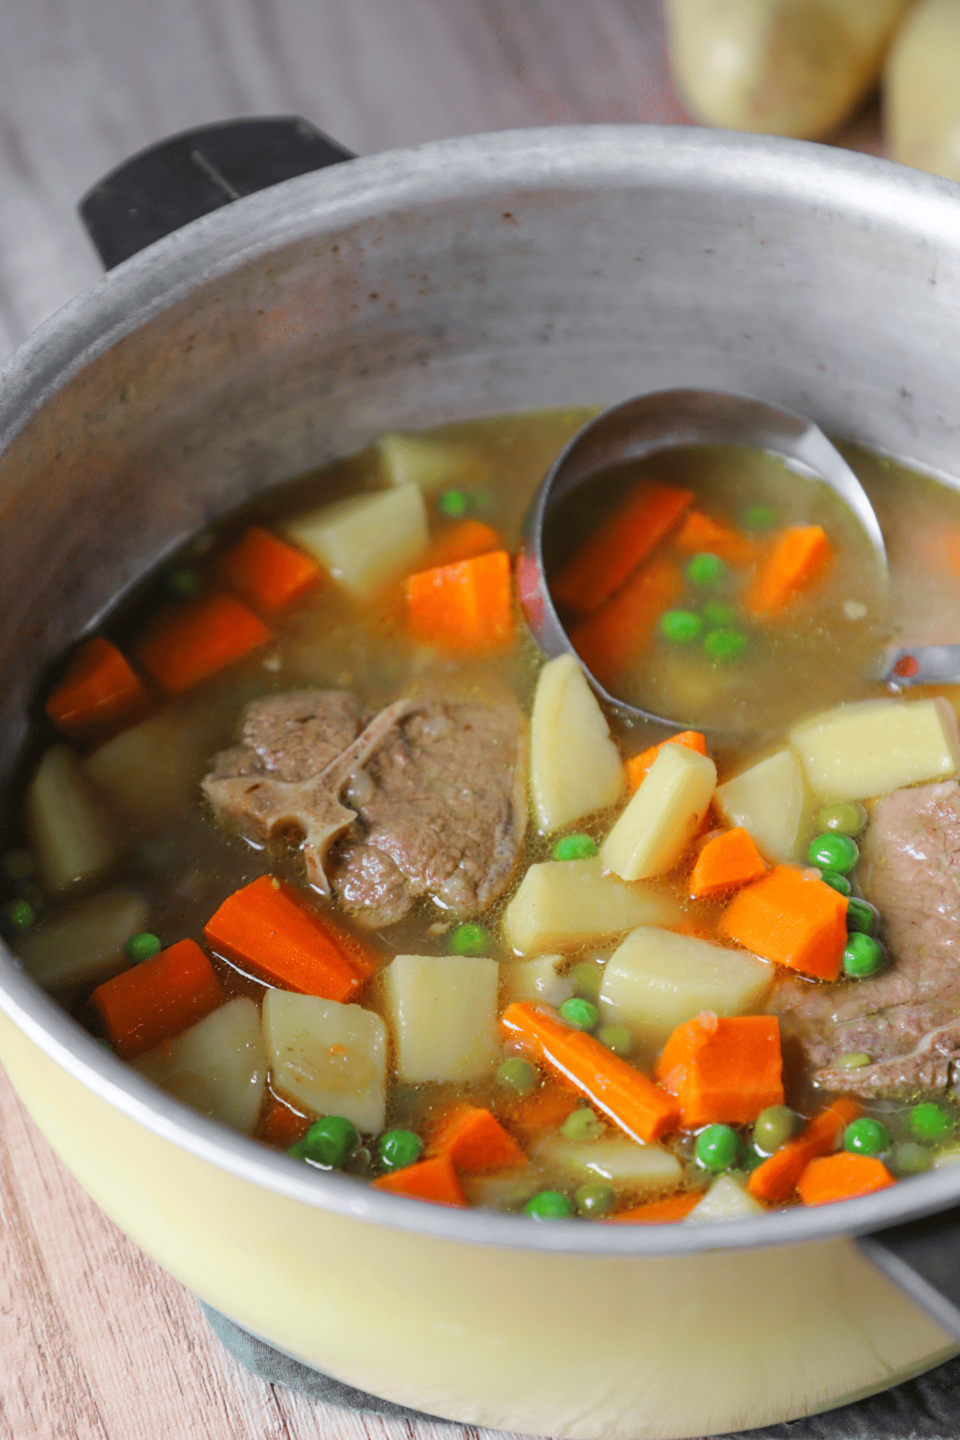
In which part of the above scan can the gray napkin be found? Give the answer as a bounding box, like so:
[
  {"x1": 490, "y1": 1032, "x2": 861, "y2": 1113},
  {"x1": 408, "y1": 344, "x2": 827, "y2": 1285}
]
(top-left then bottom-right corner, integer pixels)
[{"x1": 201, "y1": 1302, "x2": 960, "y2": 1437}]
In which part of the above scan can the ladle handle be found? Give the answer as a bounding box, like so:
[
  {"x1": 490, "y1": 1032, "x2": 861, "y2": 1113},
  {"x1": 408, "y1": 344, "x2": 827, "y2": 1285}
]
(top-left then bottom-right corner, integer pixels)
[
  {"x1": 79, "y1": 116, "x2": 354, "y2": 269},
  {"x1": 860, "y1": 1205, "x2": 960, "y2": 1344}
]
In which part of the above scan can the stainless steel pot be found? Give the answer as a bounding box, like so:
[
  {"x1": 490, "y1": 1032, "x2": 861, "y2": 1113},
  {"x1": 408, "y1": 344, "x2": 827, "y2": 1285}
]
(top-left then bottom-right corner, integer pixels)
[{"x1": 2, "y1": 120, "x2": 960, "y2": 1439}]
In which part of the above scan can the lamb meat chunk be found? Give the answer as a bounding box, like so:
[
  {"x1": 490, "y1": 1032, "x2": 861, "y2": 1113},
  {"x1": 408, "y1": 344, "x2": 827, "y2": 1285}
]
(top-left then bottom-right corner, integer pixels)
[{"x1": 774, "y1": 780, "x2": 960, "y2": 1097}]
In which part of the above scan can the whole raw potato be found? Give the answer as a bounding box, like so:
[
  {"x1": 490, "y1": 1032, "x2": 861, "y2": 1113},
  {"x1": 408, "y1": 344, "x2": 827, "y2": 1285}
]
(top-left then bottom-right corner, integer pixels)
[
  {"x1": 664, "y1": 0, "x2": 912, "y2": 140},
  {"x1": 885, "y1": 0, "x2": 960, "y2": 182}
]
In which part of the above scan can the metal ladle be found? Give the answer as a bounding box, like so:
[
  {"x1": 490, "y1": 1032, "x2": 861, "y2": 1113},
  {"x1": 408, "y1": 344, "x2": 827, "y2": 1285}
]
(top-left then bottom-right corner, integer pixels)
[{"x1": 517, "y1": 389, "x2": 951, "y2": 732}]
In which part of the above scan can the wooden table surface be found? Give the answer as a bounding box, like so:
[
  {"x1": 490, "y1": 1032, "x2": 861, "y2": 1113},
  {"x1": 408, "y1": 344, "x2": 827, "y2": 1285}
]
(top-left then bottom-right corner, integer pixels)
[{"x1": 0, "y1": 4, "x2": 886, "y2": 1437}]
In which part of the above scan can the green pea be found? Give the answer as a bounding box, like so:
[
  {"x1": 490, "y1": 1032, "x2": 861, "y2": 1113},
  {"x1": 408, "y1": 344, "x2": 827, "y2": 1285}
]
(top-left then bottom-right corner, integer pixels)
[
  {"x1": 438, "y1": 488, "x2": 469, "y2": 517},
  {"x1": 2, "y1": 899, "x2": 34, "y2": 931},
  {"x1": 524, "y1": 1189, "x2": 574, "y2": 1220},
  {"x1": 558, "y1": 997, "x2": 599, "y2": 1031},
  {"x1": 908, "y1": 1101, "x2": 954, "y2": 1143},
  {"x1": 597, "y1": 1024, "x2": 634, "y2": 1057},
  {"x1": 819, "y1": 869, "x2": 852, "y2": 897},
  {"x1": 291, "y1": 1115, "x2": 359, "y2": 1169},
  {"x1": 740, "y1": 1143, "x2": 765, "y2": 1173},
  {"x1": 686, "y1": 552, "x2": 726, "y2": 587},
  {"x1": 695, "y1": 1123, "x2": 741, "y2": 1172},
  {"x1": 15, "y1": 880, "x2": 44, "y2": 912},
  {"x1": 378, "y1": 1129, "x2": 422, "y2": 1171},
  {"x1": 703, "y1": 599, "x2": 739, "y2": 628},
  {"x1": 752, "y1": 1105, "x2": 801, "y2": 1155},
  {"x1": 659, "y1": 609, "x2": 703, "y2": 644},
  {"x1": 449, "y1": 922, "x2": 489, "y2": 956},
  {"x1": 846, "y1": 897, "x2": 880, "y2": 937},
  {"x1": 562, "y1": 1107, "x2": 604, "y2": 1142},
  {"x1": 567, "y1": 961, "x2": 602, "y2": 1002},
  {"x1": 834, "y1": 1051, "x2": 872, "y2": 1070},
  {"x1": 742, "y1": 505, "x2": 777, "y2": 531},
  {"x1": 496, "y1": 1057, "x2": 538, "y2": 1095},
  {"x1": 575, "y1": 1182, "x2": 616, "y2": 1218},
  {"x1": 815, "y1": 802, "x2": 867, "y2": 838},
  {"x1": 703, "y1": 628, "x2": 748, "y2": 663},
  {"x1": 125, "y1": 931, "x2": 162, "y2": 964},
  {"x1": 843, "y1": 932, "x2": 886, "y2": 978},
  {"x1": 552, "y1": 833, "x2": 598, "y2": 862},
  {"x1": 844, "y1": 1117, "x2": 889, "y2": 1156},
  {"x1": 807, "y1": 832, "x2": 859, "y2": 874},
  {"x1": 2, "y1": 849, "x2": 35, "y2": 882},
  {"x1": 166, "y1": 567, "x2": 202, "y2": 598},
  {"x1": 890, "y1": 1142, "x2": 933, "y2": 1177},
  {"x1": 347, "y1": 1145, "x2": 373, "y2": 1175}
]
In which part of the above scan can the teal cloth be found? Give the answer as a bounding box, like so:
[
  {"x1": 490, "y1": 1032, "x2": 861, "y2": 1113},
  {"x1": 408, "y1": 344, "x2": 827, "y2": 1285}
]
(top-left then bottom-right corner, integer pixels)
[{"x1": 202, "y1": 1303, "x2": 960, "y2": 1436}]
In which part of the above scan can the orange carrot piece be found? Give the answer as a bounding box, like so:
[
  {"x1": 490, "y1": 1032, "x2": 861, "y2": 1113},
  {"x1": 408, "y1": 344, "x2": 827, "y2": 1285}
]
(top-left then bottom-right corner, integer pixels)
[
  {"x1": 689, "y1": 827, "x2": 767, "y2": 899},
  {"x1": 430, "y1": 1104, "x2": 527, "y2": 1172},
  {"x1": 605, "y1": 1191, "x2": 706, "y2": 1224},
  {"x1": 497, "y1": 1080, "x2": 580, "y2": 1139},
  {"x1": 220, "y1": 526, "x2": 321, "y2": 612},
  {"x1": 138, "y1": 593, "x2": 273, "y2": 693},
  {"x1": 257, "y1": 1094, "x2": 313, "y2": 1149},
  {"x1": 747, "y1": 1098, "x2": 863, "y2": 1204},
  {"x1": 625, "y1": 731, "x2": 707, "y2": 792},
  {"x1": 571, "y1": 554, "x2": 683, "y2": 684},
  {"x1": 743, "y1": 525, "x2": 833, "y2": 616},
  {"x1": 90, "y1": 938, "x2": 225, "y2": 1060},
  {"x1": 655, "y1": 1013, "x2": 784, "y2": 1128},
  {"x1": 500, "y1": 1002, "x2": 681, "y2": 1143},
  {"x1": 370, "y1": 1154, "x2": 468, "y2": 1207},
  {"x1": 405, "y1": 549, "x2": 514, "y2": 652},
  {"x1": 798, "y1": 1152, "x2": 895, "y2": 1207},
  {"x1": 552, "y1": 483, "x2": 693, "y2": 614},
  {"x1": 45, "y1": 637, "x2": 146, "y2": 734},
  {"x1": 719, "y1": 864, "x2": 848, "y2": 981},
  {"x1": 672, "y1": 510, "x2": 756, "y2": 568},
  {"x1": 204, "y1": 875, "x2": 362, "y2": 1002},
  {"x1": 423, "y1": 519, "x2": 502, "y2": 570}
]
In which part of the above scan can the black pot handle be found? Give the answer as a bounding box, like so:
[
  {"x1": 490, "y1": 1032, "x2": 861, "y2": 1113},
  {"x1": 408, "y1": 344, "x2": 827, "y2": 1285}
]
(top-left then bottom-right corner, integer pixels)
[
  {"x1": 79, "y1": 116, "x2": 354, "y2": 270},
  {"x1": 859, "y1": 1203, "x2": 960, "y2": 1343}
]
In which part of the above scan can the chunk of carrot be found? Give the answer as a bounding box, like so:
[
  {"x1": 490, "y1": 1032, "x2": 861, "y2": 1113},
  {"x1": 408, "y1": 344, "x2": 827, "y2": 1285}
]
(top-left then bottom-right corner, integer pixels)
[
  {"x1": 689, "y1": 827, "x2": 767, "y2": 899},
  {"x1": 423, "y1": 519, "x2": 502, "y2": 570},
  {"x1": 604, "y1": 1191, "x2": 706, "y2": 1224},
  {"x1": 496, "y1": 1080, "x2": 580, "y2": 1139},
  {"x1": 552, "y1": 483, "x2": 693, "y2": 614},
  {"x1": 430, "y1": 1104, "x2": 527, "y2": 1172},
  {"x1": 45, "y1": 637, "x2": 147, "y2": 734},
  {"x1": 747, "y1": 1097, "x2": 863, "y2": 1204},
  {"x1": 719, "y1": 864, "x2": 848, "y2": 981},
  {"x1": 405, "y1": 549, "x2": 514, "y2": 651},
  {"x1": 220, "y1": 526, "x2": 321, "y2": 612},
  {"x1": 671, "y1": 510, "x2": 756, "y2": 568},
  {"x1": 90, "y1": 938, "x2": 225, "y2": 1060},
  {"x1": 138, "y1": 593, "x2": 273, "y2": 693},
  {"x1": 798, "y1": 1151, "x2": 895, "y2": 1207},
  {"x1": 370, "y1": 1154, "x2": 468, "y2": 1207},
  {"x1": 742, "y1": 525, "x2": 833, "y2": 616},
  {"x1": 625, "y1": 731, "x2": 707, "y2": 792},
  {"x1": 570, "y1": 554, "x2": 683, "y2": 684},
  {"x1": 204, "y1": 875, "x2": 362, "y2": 1002},
  {"x1": 257, "y1": 1094, "x2": 313, "y2": 1149},
  {"x1": 655, "y1": 1013, "x2": 784, "y2": 1128},
  {"x1": 500, "y1": 1002, "x2": 681, "y2": 1144}
]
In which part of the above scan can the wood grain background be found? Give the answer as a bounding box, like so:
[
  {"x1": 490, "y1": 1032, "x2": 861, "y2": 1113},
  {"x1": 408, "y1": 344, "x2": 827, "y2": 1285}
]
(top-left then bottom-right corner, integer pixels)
[{"x1": 0, "y1": 3, "x2": 884, "y2": 1436}]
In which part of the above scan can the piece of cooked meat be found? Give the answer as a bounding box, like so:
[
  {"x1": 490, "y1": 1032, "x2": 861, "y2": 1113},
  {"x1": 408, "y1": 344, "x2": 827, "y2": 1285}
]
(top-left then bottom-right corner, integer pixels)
[
  {"x1": 202, "y1": 689, "x2": 528, "y2": 927},
  {"x1": 774, "y1": 780, "x2": 960, "y2": 1097}
]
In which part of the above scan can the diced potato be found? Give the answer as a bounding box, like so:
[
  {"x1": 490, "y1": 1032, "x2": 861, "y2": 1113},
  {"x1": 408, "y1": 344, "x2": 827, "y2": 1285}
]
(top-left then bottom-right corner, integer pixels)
[
  {"x1": 262, "y1": 990, "x2": 387, "y2": 1132},
  {"x1": 382, "y1": 954, "x2": 499, "y2": 1083},
  {"x1": 529, "y1": 655, "x2": 624, "y2": 831},
  {"x1": 502, "y1": 859, "x2": 681, "y2": 954},
  {"x1": 598, "y1": 926, "x2": 774, "y2": 1050},
  {"x1": 377, "y1": 432, "x2": 483, "y2": 492},
  {"x1": 26, "y1": 745, "x2": 117, "y2": 892},
  {"x1": 286, "y1": 483, "x2": 428, "y2": 599},
  {"x1": 501, "y1": 952, "x2": 575, "y2": 1008},
  {"x1": 789, "y1": 698, "x2": 960, "y2": 801},
  {"x1": 16, "y1": 887, "x2": 149, "y2": 990},
  {"x1": 601, "y1": 745, "x2": 716, "y2": 881},
  {"x1": 714, "y1": 746, "x2": 812, "y2": 863},
  {"x1": 686, "y1": 1174, "x2": 765, "y2": 1223},
  {"x1": 462, "y1": 1167, "x2": 546, "y2": 1210},
  {"x1": 136, "y1": 997, "x2": 267, "y2": 1135},
  {"x1": 535, "y1": 1134, "x2": 683, "y2": 1192},
  {"x1": 85, "y1": 704, "x2": 220, "y2": 826}
]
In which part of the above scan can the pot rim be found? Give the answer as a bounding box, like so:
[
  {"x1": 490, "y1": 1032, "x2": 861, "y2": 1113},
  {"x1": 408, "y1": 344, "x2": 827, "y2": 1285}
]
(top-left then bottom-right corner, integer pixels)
[{"x1": 3, "y1": 123, "x2": 960, "y2": 1255}]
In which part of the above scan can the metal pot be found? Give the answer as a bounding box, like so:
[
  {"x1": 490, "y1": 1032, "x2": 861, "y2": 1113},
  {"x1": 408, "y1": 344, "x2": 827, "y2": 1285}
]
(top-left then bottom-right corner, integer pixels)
[{"x1": 2, "y1": 120, "x2": 960, "y2": 1439}]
